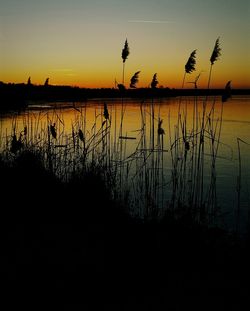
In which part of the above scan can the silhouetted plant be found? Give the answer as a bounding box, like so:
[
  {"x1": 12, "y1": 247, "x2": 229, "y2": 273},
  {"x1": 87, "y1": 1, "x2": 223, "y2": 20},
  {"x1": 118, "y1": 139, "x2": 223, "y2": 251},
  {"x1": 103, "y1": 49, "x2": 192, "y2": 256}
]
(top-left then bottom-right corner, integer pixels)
[
  {"x1": 176, "y1": 50, "x2": 197, "y2": 203},
  {"x1": 187, "y1": 72, "x2": 202, "y2": 89},
  {"x1": 117, "y1": 84, "x2": 126, "y2": 92},
  {"x1": 210, "y1": 37, "x2": 221, "y2": 65},
  {"x1": 121, "y1": 39, "x2": 130, "y2": 85},
  {"x1": 130, "y1": 71, "x2": 140, "y2": 88},
  {"x1": 50, "y1": 123, "x2": 57, "y2": 139},
  {"x1": 78, "y1": 129, "x2": 84, "y2": 142},
  {"x1": 10, "y1": 133, "x2": 23, "y2": 154},
  {"x1": 44, "y1": 78, "x2": 49, "y2": 86},
  {"x1": 151, "y1": 73, "x2": 158, "y2": 89},
  {"x1": 0, "y1": 37, "x2": 236, "y2": 228},
  {"x1": 185, "y1": 50, "x2": 197, "y2": 74},
  {"x1": 121, "y1": 39, "x2": 129, "y2": 63},
  {"x1": 23, "y1": 126, "x2": 27, "y2": 136},
  {"x1": 103, "y1": 102, "x2": 109, "y2": 120},
  {"x1": 157, "y1": 119, "x2": 165, "y2": 136},
  {"x1": 184, "y1": 141, "x2": 190, "y2": 151},
  {"x1": 222, "y1": 80, "x2": 231, "y2": 102},
  {"x1": 207, "y1": 37, "x2": 221, "y2": 89},
  {"x1": 236, "y1": 137, "x2": 250, "y2": 232}
]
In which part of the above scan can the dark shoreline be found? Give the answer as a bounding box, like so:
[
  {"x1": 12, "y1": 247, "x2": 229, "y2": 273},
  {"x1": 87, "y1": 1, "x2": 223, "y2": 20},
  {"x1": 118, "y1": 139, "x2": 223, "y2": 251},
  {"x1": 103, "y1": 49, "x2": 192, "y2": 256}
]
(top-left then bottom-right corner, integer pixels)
[
  {"x1": 0, "y1": 81, "x2": 249, "y2": 111},
  {"x1": 0, "y1": 150, "x2": 250, "y2": 308}
]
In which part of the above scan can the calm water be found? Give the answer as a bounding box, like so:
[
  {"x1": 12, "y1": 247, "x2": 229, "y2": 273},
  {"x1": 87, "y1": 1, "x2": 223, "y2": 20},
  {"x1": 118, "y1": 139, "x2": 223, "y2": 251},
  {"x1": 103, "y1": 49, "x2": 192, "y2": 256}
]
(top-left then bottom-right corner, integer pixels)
[{"x1": 1, "y1": 96, "x2": 250, "y2": 233}]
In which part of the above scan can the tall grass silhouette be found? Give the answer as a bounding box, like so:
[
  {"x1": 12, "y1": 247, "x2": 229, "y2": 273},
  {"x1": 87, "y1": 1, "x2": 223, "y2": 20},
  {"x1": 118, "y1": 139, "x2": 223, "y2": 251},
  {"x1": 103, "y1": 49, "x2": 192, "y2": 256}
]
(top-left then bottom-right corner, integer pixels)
[
  {"x1": 130, "y1": 71, "x2": 140, "y2": 89},
  {"x1": 0, "y1": 37, "x2": 235, "y2": 227},
  {"x1": 121, "y1": 38, "x2": 130, "y2": 86}
]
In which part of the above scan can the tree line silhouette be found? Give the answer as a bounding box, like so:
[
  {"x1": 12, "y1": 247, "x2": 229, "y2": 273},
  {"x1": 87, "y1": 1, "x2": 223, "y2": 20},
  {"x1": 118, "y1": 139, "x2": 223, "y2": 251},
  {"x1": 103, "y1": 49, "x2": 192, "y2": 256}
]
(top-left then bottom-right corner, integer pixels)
[{"x1": 0, "y1": 80, "x2": 249, "y2": 111}]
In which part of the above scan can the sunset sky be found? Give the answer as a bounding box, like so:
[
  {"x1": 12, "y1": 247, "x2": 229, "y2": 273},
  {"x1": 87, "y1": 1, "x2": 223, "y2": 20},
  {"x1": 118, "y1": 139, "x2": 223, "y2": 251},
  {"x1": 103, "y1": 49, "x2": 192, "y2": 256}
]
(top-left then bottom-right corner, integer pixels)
[{"x1": 0, "y1": 0, "x2": 249, "y2": 89}]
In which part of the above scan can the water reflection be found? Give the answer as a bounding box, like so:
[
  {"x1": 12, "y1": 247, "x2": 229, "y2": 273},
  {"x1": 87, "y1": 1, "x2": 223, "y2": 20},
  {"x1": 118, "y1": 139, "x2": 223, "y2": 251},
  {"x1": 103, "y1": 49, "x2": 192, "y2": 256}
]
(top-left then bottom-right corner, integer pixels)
[{"x1": 0, "y1": 96, "x2": 249, "y2": 233}]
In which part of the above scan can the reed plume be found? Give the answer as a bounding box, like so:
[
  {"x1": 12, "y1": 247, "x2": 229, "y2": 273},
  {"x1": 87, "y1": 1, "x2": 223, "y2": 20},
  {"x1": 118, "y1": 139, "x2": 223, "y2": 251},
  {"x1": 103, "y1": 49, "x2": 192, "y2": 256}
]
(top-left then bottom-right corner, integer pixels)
[
  {"x1": 78, "y1": 129, "x2": 84, "y2": 142},
  {"x1": 157, "y1": 119, "x2": 165, "y2": 136},
  {"x1": 222, "y1": 80, "x2": 231, "y2": 102},
  {"x1": 130, "y1": 71, "x2": 140, "y2": 88},
  {"x1": 180, "y1": 49, "x2": 197, "y2": 90},
  {"x1": 121, "y1": 39, "x2": 130, "y2": 85},
  {"x1": 44, "y1": 78, "x2": 49, "y2": 86},
  {"x1": 103, "y1": 102, "x2": 109, "y2": 120},
  {"x1": 151, "y1": 73, "x2": 158, "y2": 89},
  {"x1": 122, "y1": 39, "x2": 129, "y2": 63},
  {"x1": 210, "y1": 37, "x2": 221, "y2": 65},
  {"x1": 50, "y1": 123, "x2": 57, "y2": 139},
  {"x1": 185, "y1": 50, "x2": 197, "y2": 74},
  {"x1": 117, "y1": 84, "x2": 126, "y2": 91},
  {"x1": 207, "y1": 37, "x2": 222, "y2": 90}
]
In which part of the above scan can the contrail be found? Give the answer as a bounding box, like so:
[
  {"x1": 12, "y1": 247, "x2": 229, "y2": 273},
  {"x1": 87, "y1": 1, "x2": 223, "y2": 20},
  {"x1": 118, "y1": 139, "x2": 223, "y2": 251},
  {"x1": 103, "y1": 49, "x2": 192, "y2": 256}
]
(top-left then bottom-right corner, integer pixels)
[{"x1": 128, "y1": 20, "x2": 173, "y2": 24}]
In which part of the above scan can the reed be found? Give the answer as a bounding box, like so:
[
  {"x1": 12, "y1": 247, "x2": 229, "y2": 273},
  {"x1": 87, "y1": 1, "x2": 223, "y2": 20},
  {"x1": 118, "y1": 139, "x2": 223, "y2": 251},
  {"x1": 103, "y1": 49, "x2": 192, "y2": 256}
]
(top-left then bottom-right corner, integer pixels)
[
  {"x1": 171, "y1": 50, "x2": 197, "y2": 215},
  {"x1": 167, "y1": 38, "x2": 227, "y2": 225},
  {"x1": 118, "y1": 39, "x2": 130, "y2": 203},
  {"x1": 121, "y1": 39, "x2": 130, "y2": 86},
  {"x1": 130, "y1": 71, "x2": 140, "y2": 89},
  {"x1": 0, "y1": 37, "x2": 234, "y2": 229}
]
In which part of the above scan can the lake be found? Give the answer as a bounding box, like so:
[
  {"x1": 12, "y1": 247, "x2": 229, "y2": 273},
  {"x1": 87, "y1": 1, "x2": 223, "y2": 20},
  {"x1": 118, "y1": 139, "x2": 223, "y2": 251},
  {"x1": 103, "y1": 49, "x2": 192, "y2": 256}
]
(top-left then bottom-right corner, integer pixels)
[{"x1": 1, "y1": 95, "x2": 249, "y2": 234}]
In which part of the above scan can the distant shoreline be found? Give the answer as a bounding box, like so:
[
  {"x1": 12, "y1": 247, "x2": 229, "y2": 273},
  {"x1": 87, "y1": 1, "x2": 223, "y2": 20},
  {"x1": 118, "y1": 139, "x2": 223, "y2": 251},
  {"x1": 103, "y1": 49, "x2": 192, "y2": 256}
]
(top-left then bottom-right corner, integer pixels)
[{"x1": 0, "y1": 81, "x2": 249, "y2": 111}]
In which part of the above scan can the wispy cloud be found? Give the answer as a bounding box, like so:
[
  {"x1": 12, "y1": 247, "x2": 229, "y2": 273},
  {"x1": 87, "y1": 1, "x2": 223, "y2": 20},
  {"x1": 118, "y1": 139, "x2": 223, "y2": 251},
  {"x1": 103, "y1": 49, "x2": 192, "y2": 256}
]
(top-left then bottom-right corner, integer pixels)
[{"x1": 128, "y1": 20, "x2": 174, "y2": 24}]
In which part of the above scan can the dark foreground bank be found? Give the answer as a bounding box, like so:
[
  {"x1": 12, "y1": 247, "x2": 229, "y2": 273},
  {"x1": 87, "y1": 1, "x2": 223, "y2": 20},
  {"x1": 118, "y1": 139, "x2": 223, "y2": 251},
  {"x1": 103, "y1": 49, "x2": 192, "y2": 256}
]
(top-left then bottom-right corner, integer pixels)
[{"x1": 0, "y1": 151, "x2": 249, "y2": 310}]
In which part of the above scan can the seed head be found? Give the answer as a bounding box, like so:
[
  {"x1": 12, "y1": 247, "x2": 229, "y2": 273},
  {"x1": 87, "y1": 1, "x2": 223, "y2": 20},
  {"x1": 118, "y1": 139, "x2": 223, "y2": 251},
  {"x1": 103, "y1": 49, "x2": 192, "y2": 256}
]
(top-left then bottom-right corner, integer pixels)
[
  {"x1": 103, "y1": 102, "x2": 109, "y2": 120},
  {"x1": 130, "y1": 71, "x2": 140, "y2": 88},
  {"x1": 50, "y1": 123, "x2": 57, "y2": 139},
  {"x1": 210, "y1": 37, "x2": 221, "y2": 65},
  {"x1": 151, "y1": 73, "x2": 159, "y2": 89},
  {"x1": 185, "y1": 50, "x2": 197, "y2": 74},
  {"x1": 122, "y1": 39, "x2": 130, "y2": 63},
  {"x1": 158, "y1": 119, "x2": 165, "y2": 136},
  {"x1": 222, "y1": 81, "x2": 231, "y2": 102},
  {"x1": 78, "y1": 129, "x2": 84, "y2": 142}
]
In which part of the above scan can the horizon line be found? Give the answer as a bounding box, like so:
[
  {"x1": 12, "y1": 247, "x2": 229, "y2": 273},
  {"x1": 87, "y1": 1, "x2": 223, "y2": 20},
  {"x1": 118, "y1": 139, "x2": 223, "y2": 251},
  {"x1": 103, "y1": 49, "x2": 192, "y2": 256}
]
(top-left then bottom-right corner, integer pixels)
[{"x1": 1, "y1": 82, "x2": 249, "y2": 90}]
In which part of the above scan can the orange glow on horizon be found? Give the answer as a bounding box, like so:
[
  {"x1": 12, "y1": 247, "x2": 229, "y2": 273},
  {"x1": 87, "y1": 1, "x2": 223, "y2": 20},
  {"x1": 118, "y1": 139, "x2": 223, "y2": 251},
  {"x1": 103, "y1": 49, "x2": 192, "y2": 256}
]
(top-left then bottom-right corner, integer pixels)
[
  {"x1": 1, "y1": 63, "x2": 249, "y2": 89},
  {"x1": 1, "y1": 1, "x2": 249, "y2": 90}
]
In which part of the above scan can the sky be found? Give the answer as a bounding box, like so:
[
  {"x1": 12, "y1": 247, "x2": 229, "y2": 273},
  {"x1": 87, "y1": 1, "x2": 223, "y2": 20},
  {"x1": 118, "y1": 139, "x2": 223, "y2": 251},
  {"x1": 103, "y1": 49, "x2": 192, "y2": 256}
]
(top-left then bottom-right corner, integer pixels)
[{"x1": 0, "y1": 0, "x2": 249, "y2": 88}]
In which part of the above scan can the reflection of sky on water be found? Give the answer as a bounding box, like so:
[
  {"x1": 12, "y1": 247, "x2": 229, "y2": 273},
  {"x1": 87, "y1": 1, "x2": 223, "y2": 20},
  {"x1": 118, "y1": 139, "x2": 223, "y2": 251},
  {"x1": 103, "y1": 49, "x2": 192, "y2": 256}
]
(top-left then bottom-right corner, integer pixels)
[{"x1": 1, "y1": 96, "x2": 249, "y2": 233}]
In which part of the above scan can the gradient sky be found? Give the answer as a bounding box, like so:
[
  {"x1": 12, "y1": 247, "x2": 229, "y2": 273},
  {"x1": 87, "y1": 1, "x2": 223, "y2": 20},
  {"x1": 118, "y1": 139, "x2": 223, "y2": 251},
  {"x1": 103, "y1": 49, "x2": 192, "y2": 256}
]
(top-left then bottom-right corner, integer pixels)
[{"x1": 0, "y1": 0, "x2": 249, "y2": 88}]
